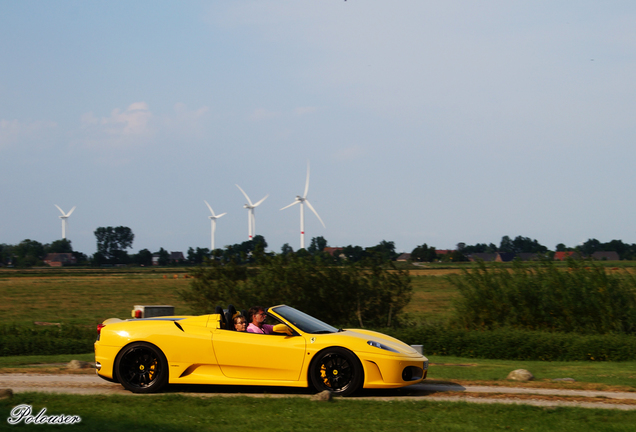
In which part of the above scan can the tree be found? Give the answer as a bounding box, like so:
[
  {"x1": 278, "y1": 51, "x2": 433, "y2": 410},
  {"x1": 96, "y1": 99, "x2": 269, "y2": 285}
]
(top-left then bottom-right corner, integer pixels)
[
  {"x1": 307, "y1": 236, "x2": 328, "y2": 255},
  {"x1": 188, "y1": 247, "x2": 211, "y2": 264},
  {"x1": 411, "y1": 243, "x2": 437, "y2": 262},
  {"x1": 45, "y1": 239, "x2": 73, "y2": 254},
  {"x1": 13, "y1": 239, "x2": 45, "y2": 267},
  {"x1": 366, "y1": 240, "x2": 398, "y2": 261},
  {"x1": 280, "y1": 243, "x2": 294, "y2": 256},
  {"x1": 134, "y1": 249, "x2": 153, "y2": 266},
  {"x1": 499, "y1": 235, "x2": 547, "y2": 254},
  {"x1": 180, "y1": 254, "x2": 412, "y2": 328},
  {"x1": 155, "y1": 248, "x2": 170, "y2": 266},
  {"x1": 94, "y1": 226, "x2": 134, "y2": 263},
  {"x1": 499, "y1": 236, "x2": 514, "y2": 253}
]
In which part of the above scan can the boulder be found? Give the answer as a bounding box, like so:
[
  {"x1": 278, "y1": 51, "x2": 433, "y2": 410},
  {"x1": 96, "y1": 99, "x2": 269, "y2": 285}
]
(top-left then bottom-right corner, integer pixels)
[
  {"x1": 507, "y1": 369, "x2": 534, "y2": 381},
  {"x1": 67, "y1": 360, "x2": 93, "y2": 369},
  {"x1": 311, "y1": 390, "x2": 334, "y2": 402}
]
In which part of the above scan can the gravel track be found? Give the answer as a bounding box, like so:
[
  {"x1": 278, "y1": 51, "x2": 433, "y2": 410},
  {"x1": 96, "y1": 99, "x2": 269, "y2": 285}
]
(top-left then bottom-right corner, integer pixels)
[{"x1": 2, "y1": 374, "x2": 636, "y2": 410}]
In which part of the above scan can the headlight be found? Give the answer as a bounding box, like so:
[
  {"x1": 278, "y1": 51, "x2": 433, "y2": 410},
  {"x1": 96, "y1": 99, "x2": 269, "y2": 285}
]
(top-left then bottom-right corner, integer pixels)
[
  {"x1": 367, "y1": 340, "x2": 399, "y2": 353},
  {"x1": 423, "y1": 360, "x2": 429, "y2": 370}
]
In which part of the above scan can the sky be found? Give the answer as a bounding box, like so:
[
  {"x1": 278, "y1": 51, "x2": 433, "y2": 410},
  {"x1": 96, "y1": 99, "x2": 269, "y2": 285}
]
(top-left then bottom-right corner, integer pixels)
[{"x1": 2, "y1": 1, "x2": 636, "y2": 256}]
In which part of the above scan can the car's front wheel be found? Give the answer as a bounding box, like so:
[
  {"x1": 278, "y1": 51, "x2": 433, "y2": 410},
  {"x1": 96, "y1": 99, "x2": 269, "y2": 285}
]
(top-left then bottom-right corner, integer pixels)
[
  {"x1": 115, "y1": 342, "x2": 168, "y2": 393},
  {"x1": 310, "y1": 347, "x2": 363, "y2": 397}
]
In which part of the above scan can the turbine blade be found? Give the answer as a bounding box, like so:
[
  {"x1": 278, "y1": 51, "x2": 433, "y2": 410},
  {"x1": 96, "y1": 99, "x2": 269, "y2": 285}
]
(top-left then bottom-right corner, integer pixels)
[
  {"x1": 235, "y1": 184, "x2": 254, "y2": 206},
  {"x1": 204, "y1": 200, "x2": 215, "y2": 216},
  {"x1": 280, "y1": 200, "x2": 301, "y2": 211},
  {"x1": 305, "y1": 200, "x2": 326, "y2": 228},
  {"x1": 303, "y1": 161, "x2": 310, "y2": 198},
  {"x1": 67, "y1": 206, "x2": 76, "y2": 217},
  {"x1": 55, "y1": 205, "x2": 65, "y2": 215},
  {"x1": 216, "y1": 212, "x2": 227, "y2": 218},
  {"x1": 253, "y1": 194, "x2": 268, "y2": 207}
]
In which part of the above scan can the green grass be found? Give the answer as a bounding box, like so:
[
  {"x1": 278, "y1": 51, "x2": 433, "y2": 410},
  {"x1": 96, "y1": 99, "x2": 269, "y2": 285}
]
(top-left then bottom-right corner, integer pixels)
[
  {"x1": 0, "y1": 272, "x2": 191, "y2": 326},
  {"x1": 0, "y1": 353, "x2": 94, "y2": 369},
  {"x1": 2, "y1": 353, "x2": 634, "y2": 390},
  {"x1": 1, "y1": 393, "x2": 635, "y2": 431},
  {"x1": 427, "y1": 356, "x2": 636, "y2": 388},
  {"x1": 0, "y1": 268, "x2": 461, "y2": 327}
]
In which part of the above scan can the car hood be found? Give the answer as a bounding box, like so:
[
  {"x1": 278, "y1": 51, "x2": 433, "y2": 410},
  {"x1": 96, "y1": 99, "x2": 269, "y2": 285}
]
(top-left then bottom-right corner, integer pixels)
[{"x1": 309, "y1": 328, "x2": 424, "y2": 358}]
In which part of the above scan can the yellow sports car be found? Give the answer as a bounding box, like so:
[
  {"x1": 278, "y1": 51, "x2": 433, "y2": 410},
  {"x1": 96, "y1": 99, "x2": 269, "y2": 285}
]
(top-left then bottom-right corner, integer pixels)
[{"x1": 95, "y1": 305, "x2": 428, "y2": 396}]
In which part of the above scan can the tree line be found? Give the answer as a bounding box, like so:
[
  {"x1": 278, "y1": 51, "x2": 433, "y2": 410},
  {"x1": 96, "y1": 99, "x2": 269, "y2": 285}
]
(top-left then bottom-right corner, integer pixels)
[{"x1": 2, "y1": 228, "x2": 635, "y2": 268}]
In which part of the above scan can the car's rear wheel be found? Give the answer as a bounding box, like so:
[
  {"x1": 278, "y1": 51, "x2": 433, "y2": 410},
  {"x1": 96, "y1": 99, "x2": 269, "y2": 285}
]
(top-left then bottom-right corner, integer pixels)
[
  {"x1": 115, "y1": 342, "x2": 168, "y2": 393},
  {"x1": 310, "y1": 347, "x2": 363, "y2": 397}
]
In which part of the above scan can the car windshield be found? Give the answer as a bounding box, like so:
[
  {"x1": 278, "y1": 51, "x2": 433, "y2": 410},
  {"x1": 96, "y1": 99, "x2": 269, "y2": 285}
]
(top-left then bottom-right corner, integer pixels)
[{"x1": 271, "y1": 305, "x2": 338, "y2": 334}]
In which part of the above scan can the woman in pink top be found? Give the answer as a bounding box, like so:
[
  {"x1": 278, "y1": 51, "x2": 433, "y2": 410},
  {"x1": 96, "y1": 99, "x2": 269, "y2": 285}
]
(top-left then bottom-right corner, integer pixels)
[{"x1": 246, "y1": 306, "x2": 274, "y2": 334}]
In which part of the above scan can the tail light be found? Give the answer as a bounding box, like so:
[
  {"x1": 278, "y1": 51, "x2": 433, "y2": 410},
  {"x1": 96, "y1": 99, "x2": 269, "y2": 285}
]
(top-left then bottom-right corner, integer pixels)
[{"x1": 96, "y1": 324, "x2": 105, "y2": 341}]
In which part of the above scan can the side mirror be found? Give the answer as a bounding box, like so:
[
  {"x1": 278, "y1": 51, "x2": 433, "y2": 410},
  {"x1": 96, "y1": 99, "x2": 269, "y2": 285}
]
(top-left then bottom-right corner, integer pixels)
[{"x1": 272, "y1": 324, "x2": 293, "y2": 336}]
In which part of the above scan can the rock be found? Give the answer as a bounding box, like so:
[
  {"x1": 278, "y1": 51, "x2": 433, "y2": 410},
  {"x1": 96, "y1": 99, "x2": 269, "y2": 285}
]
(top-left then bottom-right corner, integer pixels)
[
  {"x1": 311, "y1": 390, "x2": 334, "y2": 401},
  {"x1": 507, "y1": 369, "x2": 534, "y2": 381},
  {"x1": 67, "y1": 360, "x2": 93, "y2": 369},
  {"x1": 0, "y1": 389, "x2": 13, "y2": 400},
  {"x1": 552, "y1": 378, "x2": 576, "y2": 382}
]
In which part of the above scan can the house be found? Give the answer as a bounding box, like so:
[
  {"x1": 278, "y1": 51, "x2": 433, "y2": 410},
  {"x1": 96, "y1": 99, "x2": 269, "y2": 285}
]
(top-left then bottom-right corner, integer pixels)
[
  {"x1": 170, "y1": 251, "x2": 185, "y2": 263},
  {"x1": 518, "y1": 253, "x2": 539, "y2": 261},
  {"x1": 495, "y1": 252, "x2": 516, "y2": 262},
  {"x1": 396, "y1": 253, "x2": 411, "y2": 261},
  {"x1": 591, "y1": 251, "x2": 620, "y2": 261},
  {"x1": 554, "y1": 251, "x2": 583, "y2": 261},
  {"x1": 43, "y1": 253, "x2": 77, "y2": 267},
  {"x1": 323, "y1": 247, "x2": 344, "y2": 257},
  {"x1": 468, "y1": 253, "x2": 497, "y2": 262}
]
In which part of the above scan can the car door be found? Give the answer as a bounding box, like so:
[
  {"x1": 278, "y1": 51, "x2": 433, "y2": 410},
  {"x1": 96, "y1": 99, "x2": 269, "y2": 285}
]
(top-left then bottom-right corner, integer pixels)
[{"x1": 212, "y1": 329, "x2": 306, "y2": 381}]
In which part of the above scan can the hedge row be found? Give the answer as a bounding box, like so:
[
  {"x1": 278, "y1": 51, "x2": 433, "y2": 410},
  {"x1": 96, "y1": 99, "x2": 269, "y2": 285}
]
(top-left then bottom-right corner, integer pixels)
[
  {"x1": 382, "y1": 325, "x2": 636, "y2": 361},
  {"x1": 3, "y1": 323, "x2": 636, "y2": 361},
  {"x1": 0, "y1": 324, "x2": 95, "y2": 357}
]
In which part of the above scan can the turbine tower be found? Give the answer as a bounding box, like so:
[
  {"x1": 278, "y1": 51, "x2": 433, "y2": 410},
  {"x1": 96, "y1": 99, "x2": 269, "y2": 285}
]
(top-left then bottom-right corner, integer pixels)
[
  {"x1": 204, "y1": 200, "x2": 226, "y2": 251},
  {"x1": 236, "y1": 185, "x2": 268, "y2": 240},
  {"x1": 280, "y1": 162, "x2": 325, "y2": 249},
  {"x1": 55, "y1": 205, "x2": 76, "y2": 240}
]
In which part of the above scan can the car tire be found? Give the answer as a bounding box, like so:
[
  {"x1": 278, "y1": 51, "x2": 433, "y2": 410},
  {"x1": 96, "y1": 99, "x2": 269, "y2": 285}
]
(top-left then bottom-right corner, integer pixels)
[
  {"x1": 115, "y1": 342, "x2": 168, "y2": 393},
  {"x1": 309, "y1": 347, "x2": 363, "y2": 397}
]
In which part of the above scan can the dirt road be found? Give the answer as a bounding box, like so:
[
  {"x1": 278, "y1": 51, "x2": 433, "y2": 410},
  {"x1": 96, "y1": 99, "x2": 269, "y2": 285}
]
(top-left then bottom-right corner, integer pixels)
[{"x1": 2, "y1": 373, "x2": 636, "y2": 410}]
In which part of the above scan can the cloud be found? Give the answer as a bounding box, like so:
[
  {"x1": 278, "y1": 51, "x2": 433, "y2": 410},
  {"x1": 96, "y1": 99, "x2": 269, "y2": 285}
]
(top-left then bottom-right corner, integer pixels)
[
  {"x1": 90, "y1": 102, "x2": 152, "y2": 137},
  {"x1": 0, "y1": 118, "x2": 57, "y2": 149}
]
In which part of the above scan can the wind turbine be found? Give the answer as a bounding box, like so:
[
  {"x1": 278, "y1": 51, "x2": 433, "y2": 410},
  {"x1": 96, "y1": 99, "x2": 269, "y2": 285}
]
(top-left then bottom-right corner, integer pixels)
[
  {"x1": 55, "y1": 205, "x2": 76, "y2": 240},
  {"x1": 204, "y1": 200, "x2": 226, "y2": 251},
  {"x1": 236, "y1": 185, "x2": 268, "y2": 240},
  {"x1": 280, "y1": 162, "x2": 325, "y2": 249}
]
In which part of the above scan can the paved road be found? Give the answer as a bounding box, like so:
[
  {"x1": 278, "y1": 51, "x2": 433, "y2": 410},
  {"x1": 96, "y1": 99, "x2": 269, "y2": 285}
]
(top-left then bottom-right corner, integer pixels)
[{"x1": 1, "y1": 374, "x2": 635, "y2": 410}]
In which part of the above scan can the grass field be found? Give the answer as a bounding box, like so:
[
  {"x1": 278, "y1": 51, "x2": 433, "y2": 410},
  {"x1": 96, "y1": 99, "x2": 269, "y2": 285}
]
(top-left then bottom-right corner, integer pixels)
[
  {"x1": 0, "y1": 268, "x2": 461, "y2": 326},
  {"x1": 2, "y1": 393, "x2": 636, "y2": 431},
  {"x1": 2, "y1": 266, "x2": 636, "y2": 427}
]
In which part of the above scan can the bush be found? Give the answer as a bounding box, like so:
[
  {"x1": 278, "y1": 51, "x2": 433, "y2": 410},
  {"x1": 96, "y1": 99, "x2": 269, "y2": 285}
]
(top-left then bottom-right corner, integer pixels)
[
  {"x1": 448, "y1": 258, "x2": 636, "y2": 334},
  {"x1": 0, "y1": 324, "x2": 95, "y2": 356},
  {"x1": 180, "y1": 254, "x2": 412, "y2": 328}
]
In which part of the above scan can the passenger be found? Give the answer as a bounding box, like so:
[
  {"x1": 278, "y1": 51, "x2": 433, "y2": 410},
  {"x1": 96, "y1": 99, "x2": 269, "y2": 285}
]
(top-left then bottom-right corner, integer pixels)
[
  {"x1": 246, "y1": 306, "x2": 274, "y2": 334},
  {"x1": 233, "y1": 316, "x2": 247, "y2": 332}
]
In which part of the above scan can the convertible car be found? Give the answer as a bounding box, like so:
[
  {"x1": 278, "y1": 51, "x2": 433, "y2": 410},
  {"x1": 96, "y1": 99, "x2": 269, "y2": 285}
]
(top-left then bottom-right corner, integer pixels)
[{"x1": 94, "y1": 305, "x2": 428, "y2": 396}]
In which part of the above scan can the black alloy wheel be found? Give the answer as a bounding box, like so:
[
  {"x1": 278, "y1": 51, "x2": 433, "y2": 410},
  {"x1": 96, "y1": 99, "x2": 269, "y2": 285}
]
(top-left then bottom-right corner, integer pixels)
[
  {"x1": 310, "y1": 347, "x2": 363, "y2": 397},
  {"x1": 115, "y1": 342, "x2": 168, "y2": 393}
]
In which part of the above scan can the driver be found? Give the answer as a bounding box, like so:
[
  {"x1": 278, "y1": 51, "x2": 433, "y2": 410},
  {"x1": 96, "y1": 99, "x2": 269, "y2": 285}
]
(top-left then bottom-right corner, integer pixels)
[{"x1": 246, "y1": 306, "x2": 274, "y2": 334}]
